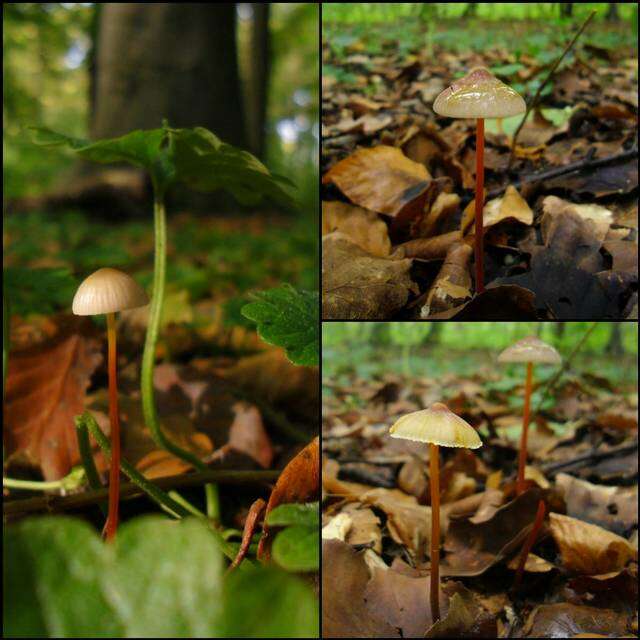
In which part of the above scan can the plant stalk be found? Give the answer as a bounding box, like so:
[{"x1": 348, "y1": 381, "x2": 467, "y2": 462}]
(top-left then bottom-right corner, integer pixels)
[{"x1": 141, "y1": 195, "x2": 220, "y2": 521}]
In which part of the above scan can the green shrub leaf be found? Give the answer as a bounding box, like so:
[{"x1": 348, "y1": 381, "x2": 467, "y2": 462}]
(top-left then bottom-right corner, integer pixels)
[
  {"x1": 241, "y1": 285, "x2": 319, "y2": 366},
  {"x1": 272, "y1": 526, "x2": 319, "y2": 572}
]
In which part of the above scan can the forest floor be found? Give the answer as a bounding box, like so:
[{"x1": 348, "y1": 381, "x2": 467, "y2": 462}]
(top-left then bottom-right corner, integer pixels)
[
  {"x1": 321, "y1": 17, "x2": 638, "y2": 320},
  {"x1": 321, "y1": 349, "x2": 638, "y2": 637}
]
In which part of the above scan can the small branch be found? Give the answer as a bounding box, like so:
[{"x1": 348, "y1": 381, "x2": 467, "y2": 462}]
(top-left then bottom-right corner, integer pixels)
[
  {"x1": 541, "y1": 441, "x2": 638, "y2": 476},
  {"x1": 508, "y1": 10, "x2": 597, "y2": 169},
  {"x1": 534, "y1": 322, "x2": 598, "y2": 414},
  {"x1": 4, "y1": 466, "x2": 279, "y2": 517},
  {"x1": 487, "y1": 148, "x2": 637, "y2": 200}
]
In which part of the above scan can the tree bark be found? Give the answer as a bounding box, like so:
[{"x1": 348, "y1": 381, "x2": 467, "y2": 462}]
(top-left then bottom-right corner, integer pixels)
[
  {"x1": 92, "y1": 4, "x2": 245, "y2": 148},
  {"x1": 245, "y1": 3, "x2": 270, "y2": 159},
  {"x1": 605, "y1": 3, "x2": 619, "y2": 21},
  {"x1": 605, "y1": 323, "x2": 624, "y2": 356}
]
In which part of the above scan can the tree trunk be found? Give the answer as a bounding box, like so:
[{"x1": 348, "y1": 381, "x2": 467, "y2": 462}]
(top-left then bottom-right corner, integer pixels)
[
  {"x1": 605, "y1": 3, "x2": 619, "y2": 21},
  {"x1": 560, "y1": 3, "x2": 573, "y2": 18},
  {"x1": 92, "y1": 4, "x2": 245, "y2": 148},
  {"x1": 244, "y1": 3, "x2": 270, "y2": 159},
  {"x1": 605, "y1": 323, "x2": 624, "y2": 356},
  {"x1": 463, "y1": 3, "x2": 478, "y2": 18}
]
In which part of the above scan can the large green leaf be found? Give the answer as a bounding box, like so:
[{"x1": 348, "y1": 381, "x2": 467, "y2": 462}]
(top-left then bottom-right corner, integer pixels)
[
  {"x1": 241, "y1": 285, "x2": 319, "y2": 366},
  {"x1": 222, "y1": 566, "x2": 318, "y2": 637},
  {"x1": 4, "y1": 515, "x2": 318, "y2": 638},
  {"x1": 29, "y1": 124, "x2": 295, "y2": 208}
]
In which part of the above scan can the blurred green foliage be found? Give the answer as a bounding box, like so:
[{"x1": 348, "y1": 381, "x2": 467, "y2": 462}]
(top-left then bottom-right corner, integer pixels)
[{"x1": 323, "y1": 322, "x2": 638, "y2": 388}]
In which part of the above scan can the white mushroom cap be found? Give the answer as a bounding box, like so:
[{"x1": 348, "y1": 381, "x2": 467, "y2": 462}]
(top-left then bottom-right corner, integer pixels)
[
  {"x1": 497, "y1": 336, "x2": 561, "y2": 364},
  {"x1": 433, "y1": 67, "x2": 526, "y2": 119},
  {"x1": 72, "y1": 267, "x2": 149, "y2": 316},
  {"x1": 389, "y1": 402, "x2": 482, "y2": 449}
]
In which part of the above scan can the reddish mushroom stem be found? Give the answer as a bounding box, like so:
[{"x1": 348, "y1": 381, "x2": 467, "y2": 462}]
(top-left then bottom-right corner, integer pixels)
[
  {"x1": 474, "y1": 117, "x2": 485, "y2": 294},
  {"x1": 104, "y1": 312, "x2": 121, "y2": 542},
  {"x1": 429, "y1": 443, "x2": 441, "y2": 623},
  {"x1": 513, "y1": 498, "x2": 546, "y2": 590},
  {"x1": 516, "y1": 361, "x2": 534, "y2": 495}
]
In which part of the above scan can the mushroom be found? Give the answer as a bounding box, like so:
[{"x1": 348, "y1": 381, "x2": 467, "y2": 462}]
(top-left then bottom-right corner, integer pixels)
[
  {"x1": 389, "y1": 402, "x2": 482, "y2": 623},
  {"x1": 497, "y1": 336, "x2": 561, "y2": 495},
  {"x1": 73, "y1": 268, "x2": 149, "y2": 541},
  {"x1": 433, "y1": 67, "x2": 526, "y2": 294}
]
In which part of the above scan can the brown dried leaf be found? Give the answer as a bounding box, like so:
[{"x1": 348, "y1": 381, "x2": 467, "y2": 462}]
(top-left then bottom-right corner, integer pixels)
[
  {"x1": 5, "y1": 324, "x2": 102, "y2": 480},
  {"x1": 322, "y1": 200, "x2": 391, "y2": 257},
  {"x1": 549, "y1": 512, "x2": 637, "y2": 574}
]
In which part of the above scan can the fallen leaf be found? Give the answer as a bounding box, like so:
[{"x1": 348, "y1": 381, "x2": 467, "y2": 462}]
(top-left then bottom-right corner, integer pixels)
[{"x1": 5, "y1": 322, "x2": 102, "y2": 479}]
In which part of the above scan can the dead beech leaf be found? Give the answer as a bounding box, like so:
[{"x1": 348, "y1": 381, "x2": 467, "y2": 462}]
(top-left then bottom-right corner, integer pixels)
[
  {"x1": 322, "y1": 539, "x2": 397, "y2": 638},
  {"x1": 5, "y1": 326, "x2": 102, "y2": 480},
  {"x1": 364, "y1": 566, "x2": 434, "y2": 636},
  {"x1": 322, "y1": 145, "x2": 432, "y2": 217},
  {"x1": 226, "y1": 401, "x2": 274, "y2": 469},
  {"x1": 258, "y1": 437, "x2": 319, "y2": 559},
  {"x1": 322, "y1": 232, "x2": 417, "y2": 320},
  {"x1": 542, "y1": 196, "x2": 613, "y2": 244},
  {"x1": 464, "y1": 186, "x2": 533, "y2": 235},
  {"x1": 322, "y1": 200, "x2": 391, "y2": 257},
  {"x1": 549, "y1": 512, "x2": 638, "y2": 574}
]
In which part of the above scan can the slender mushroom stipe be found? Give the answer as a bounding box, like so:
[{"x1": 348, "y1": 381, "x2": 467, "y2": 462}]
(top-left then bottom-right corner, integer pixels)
[
  {"x1": 433, "y1": 67, "x2": 525, "y2": 294},
  {"x1": 390, "y1": 402, "x2": 482, "y2": 623},
  {"x1": 73, "y1": 268, "x2": 149, "y2": 541}
]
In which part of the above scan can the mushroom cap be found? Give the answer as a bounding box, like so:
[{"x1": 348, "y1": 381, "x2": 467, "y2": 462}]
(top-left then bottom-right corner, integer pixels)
[
  {"x1": 389, "y1": 402, "x2": 482, "y2": 449},
  {"x1": 72, "y1": 267, "x2": 149, "y2": 316},
  {"x1": 433, "y1": 67, "x2": 526, "y2": 119},
  {"x1": 497, "y1": 336, "x2": 561, "y2": 364}
]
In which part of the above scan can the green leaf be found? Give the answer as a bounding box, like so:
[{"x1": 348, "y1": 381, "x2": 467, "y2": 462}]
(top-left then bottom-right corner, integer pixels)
[
  {"x1": 266, "y1": 502, "x2": 319, "y2": 528},
  {"x1": 4, "y1": 515, "x2": 318, "y2": 637},
  {"x1": 223, "y1": 566, "x2": 318, "y2": 637},
  {"x1": 4, "y1": 517, "x2": 122, "y2": 637},
  {"x1": 272, "y1": 526, "x2": 319, "y2": 572},
  {"x1": 489, "y1": 62, "x2": 525, "y2": 77},
  {"x1": 30, "y1": 125, "x2": 296, "y2": 209},
  {"x1": 242, "y1": 285, "x2": 319, "y2": 366}
]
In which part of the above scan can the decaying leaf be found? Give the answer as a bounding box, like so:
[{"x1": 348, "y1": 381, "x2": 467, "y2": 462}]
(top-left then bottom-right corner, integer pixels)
[{"x1": 5, "y1": 322, "x2": 102, "y2": 480}]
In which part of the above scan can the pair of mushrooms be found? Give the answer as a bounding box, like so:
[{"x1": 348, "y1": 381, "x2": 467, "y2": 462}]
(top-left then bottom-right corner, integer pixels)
[
  {"x1": 432, "y1": 67, "x2": 526, "y2": 294},
  {"x1": 72, "y1": 268, "x2": 149, "y2": 541},
  {"x1": 389, "y1": 335, "x2": 560, "y2": 622}
]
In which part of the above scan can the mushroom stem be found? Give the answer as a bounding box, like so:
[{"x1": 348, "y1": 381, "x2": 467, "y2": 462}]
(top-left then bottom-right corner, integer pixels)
[
  {"x1": 517, "y1": 361, "x2": 534, "y2": 495},
  {"x1": 474, "y1": 117, "x2": 485, "y2": 294},
  {"x1": 429, "y1": 442, "x2": 441, "y2": 623},
  {"x1": 104, "y1": 311, "x2": 121, "y2": 542},
  {"x1": 513, "y1": 498, "x2": 546, "y2": 590}
]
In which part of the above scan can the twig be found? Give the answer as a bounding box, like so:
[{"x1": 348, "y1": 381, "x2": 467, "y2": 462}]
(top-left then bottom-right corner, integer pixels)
[
  {"x1": 508, "y1": 10, "x2": 597, "y2": 169},
  {"x1": 541, "y1": 441, "x2": 638, "y2": 476},
  {"x1": 486, "y1": 148, "x2": 638, "y2": 200},
  {"x1": 534, "y1": 322, "x2": 598, "y2": 414},
  {"x1": 4, "y1": 467, "x2": 280, "y2": 517}
]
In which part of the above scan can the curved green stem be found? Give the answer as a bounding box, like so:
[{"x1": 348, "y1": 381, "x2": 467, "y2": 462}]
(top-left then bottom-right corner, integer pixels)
[
  {"x1": 140, "y1": 196, "x2": 219, "y2": 520},
  {"x1": 77, "y1": 412, "x2": 187, "y2": 520},
  {"x1": 76, "y1": 417, "x2": 107, "y2": 516},
  {"x1": 3, "y1": 477, "x2": 69, "y2": 491}
]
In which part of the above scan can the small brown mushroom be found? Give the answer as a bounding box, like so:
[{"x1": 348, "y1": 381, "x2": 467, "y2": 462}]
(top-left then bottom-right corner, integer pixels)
[
  {"x1": 498, "y1": 336, "x2": 561, "y2": 495},
  {"x1": 433, "y1": 67, "x2": 525, "y2": 294},
  {"x1": 73, "y1": 268, "x2": 148, "y2": 541},
  {"x1": 389, "y1": 402, "x2": 482, "y2": 623}
]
